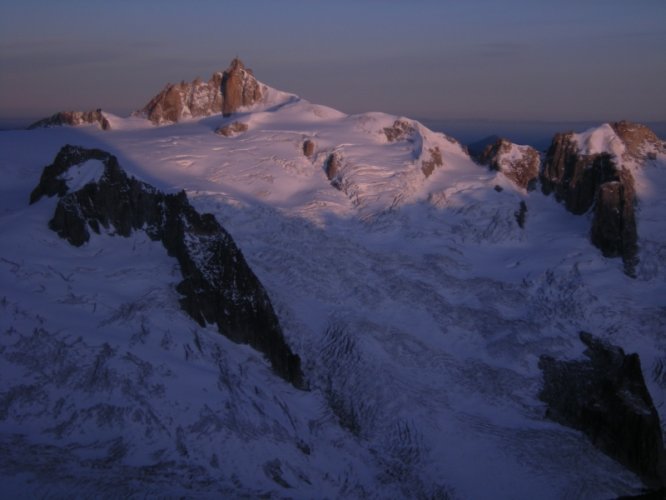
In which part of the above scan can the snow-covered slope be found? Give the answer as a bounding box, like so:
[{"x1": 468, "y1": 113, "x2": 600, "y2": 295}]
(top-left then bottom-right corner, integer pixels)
[{"x1": 1, "y1": 89, "x2": 665, "y2": 498}]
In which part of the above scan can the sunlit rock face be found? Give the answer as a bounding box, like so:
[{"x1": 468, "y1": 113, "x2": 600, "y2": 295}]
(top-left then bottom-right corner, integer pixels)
[
  {"x1": 135, "y1": 58, "x2": 264, "y2": 124},
  {"x1": 221, "y1": 58, "x2": 263, "y2": 117}
]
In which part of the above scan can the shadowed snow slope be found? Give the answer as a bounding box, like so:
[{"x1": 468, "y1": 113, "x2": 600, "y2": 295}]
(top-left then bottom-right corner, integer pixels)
[{"x1": 1, "y1": 88, "x2": 665, "y2": 499}]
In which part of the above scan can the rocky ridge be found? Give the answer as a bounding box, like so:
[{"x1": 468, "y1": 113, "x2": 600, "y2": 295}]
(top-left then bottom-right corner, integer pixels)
[
  {"x1": 134, "y1": 58, "x2": 264, "y2": 125},
  {"x1": 612, "y1": 120, "x2": 665, "y2": 161},
  {"x1": 29, "y1": 145, "x2": 304, "y2": 387},
  {"x1": 28, "y1": 109, "x2": 111, "y2": 131},
  {"x1": 477, "y1": 138, "x2": 540, "y2": 190}
]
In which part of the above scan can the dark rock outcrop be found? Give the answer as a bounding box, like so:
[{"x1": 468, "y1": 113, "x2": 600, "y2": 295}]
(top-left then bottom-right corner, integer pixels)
[
  {"x1": 325, "y1": 152, "x2": 342, "y2": 188},
  {"x1": 28, "y1": 109, "x2": 111, "y2": 131},
  {"x1": 30, "y1": 145, "x2": 304, "y2": 388},
  {"x1": 541, "y1": 133, "x2": 618, "y2": 214},
  {"x1": 383, "y1": 119, "x2": 416, "y2": 143},
  {"x1": 540, "y1": 128, "x2": 638, "y2": 273},
  {"x1": 215, "y1": 121, "x2": 248, "y2": 137},
  {"x1": 539, "y1": 332, "x2": 666, "y2": 490},
  {"x1": 478, "y1": 138, "x2": 539, "y2": 190},
  {"x1": 303, "y1": 139, "x2": 315, "y2": 158},
  {"x1": 591, "y1": 168, "x2": 637, "y2": 269},
  {"x1": 421, "y1": 147, "x2": 443, "y2": 178},
  {"x1": 135, "y1": 58, "x2": 264, "y2": 125},
  {"x1": 514, "y1": 201, "x2": 527, "y2": 228}
]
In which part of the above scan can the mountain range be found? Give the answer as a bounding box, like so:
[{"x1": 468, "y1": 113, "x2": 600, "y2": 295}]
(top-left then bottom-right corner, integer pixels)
[{"x1": 1, "y1": 58, "x2": 665, "y2": 499}]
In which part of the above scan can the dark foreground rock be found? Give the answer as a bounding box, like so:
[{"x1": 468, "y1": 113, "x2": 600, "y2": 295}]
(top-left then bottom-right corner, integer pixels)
[
  {"x1": 28, "y1": 109, "x2": 111, "y2": 131},
  {"x1": 539, "y1": 332, "x2": 666, "y2": 490},
  {"x1": 30, "y1": 145, "x2": 304, "y2": 388}
]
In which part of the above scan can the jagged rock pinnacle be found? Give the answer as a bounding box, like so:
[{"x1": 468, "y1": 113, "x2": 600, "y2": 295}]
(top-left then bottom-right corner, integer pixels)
[{"x1": 135, "y1": 58, "x2": 264, "y2": 124}]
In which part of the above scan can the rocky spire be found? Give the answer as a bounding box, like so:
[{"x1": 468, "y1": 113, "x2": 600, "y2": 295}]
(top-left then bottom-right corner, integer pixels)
[
  {"x1": 221, "y1": 57, "x2": 262, "y2": 117},
  {"x1": 134, "y1": 58, "x2": 265, "y2": 124}
]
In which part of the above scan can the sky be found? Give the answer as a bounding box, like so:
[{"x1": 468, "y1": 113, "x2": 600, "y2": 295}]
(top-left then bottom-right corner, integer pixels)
[{"x1": 1, "y1": 0, "x2": 665, "y2": 126}]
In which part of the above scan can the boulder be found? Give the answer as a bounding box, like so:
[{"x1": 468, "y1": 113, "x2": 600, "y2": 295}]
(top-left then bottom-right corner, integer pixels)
[
  {"x1": 215, "y1": 121, "x2": 248, "y2": 137},
  {"x1": 303, "y1": 139, "x2": 316, "y2": 158},
  {"x1": 539, "y1": 332, "x2": 666, "y2": 490},
  {"x1": 30, "y1": 145, "x2": 305, "y2": 388}
]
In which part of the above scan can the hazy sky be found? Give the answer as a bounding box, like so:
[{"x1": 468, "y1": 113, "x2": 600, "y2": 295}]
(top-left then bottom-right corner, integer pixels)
[{"x1": 1, "y1": 0, "x2": 665, "y2": 122}]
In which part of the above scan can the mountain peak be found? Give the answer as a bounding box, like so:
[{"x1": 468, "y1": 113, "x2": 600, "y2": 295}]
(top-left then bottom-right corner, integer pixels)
[
  {"x1": 221, "y1": 57, "x2": 262, "y2": 117},
  {"x1": 134, "y1": 57, "x2": 265, "y2": 124},
  {"x1": 227, "y1": 57, "x2": 246, "y2": 72}
]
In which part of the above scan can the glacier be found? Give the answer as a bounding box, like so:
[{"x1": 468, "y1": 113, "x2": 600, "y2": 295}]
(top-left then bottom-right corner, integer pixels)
[{"x1": 1, "y1": 77, "x2": 665, "y2": 498}]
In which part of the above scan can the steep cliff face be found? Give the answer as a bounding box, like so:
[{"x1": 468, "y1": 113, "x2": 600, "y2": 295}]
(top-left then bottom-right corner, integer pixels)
[
  {"x1": 539, "y1": 332, "x2": 666, "y2": 491},
  {"x1": 135, "y1": 58, "x2": 264, "y2": 124},
  {"x1": 221, "y1": 58, "x2": 263, "y2": 117},
  {"x1": 541, "y1": 132, "x2": 620, "y2": 214},
  {"x1": 590, "y1": 168, "x2": 637, "y2": 264},
  {"x1": 28, "y1": 109, "x2": 111, "y2": 131},
  {"x1": 478, "y1": 138, "x2": 539, "y2": 190},
  {"x1": 540, "y1": 124, "x2": 645, "y2": 273},
  {"x1": 135, "y1": 74, "x2": 224, "y2": 124},
  {"x1": 30, "y1": 145, "x2": 304, "y2": 388}
]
